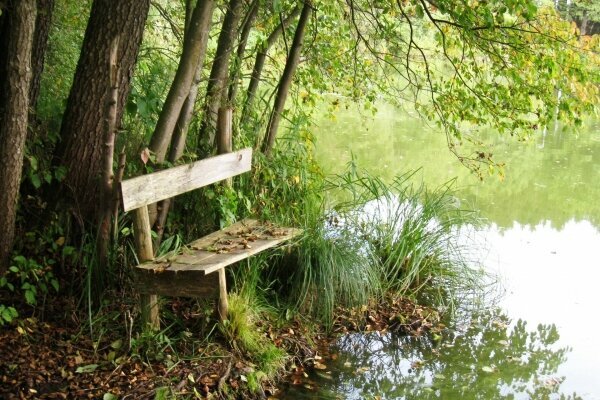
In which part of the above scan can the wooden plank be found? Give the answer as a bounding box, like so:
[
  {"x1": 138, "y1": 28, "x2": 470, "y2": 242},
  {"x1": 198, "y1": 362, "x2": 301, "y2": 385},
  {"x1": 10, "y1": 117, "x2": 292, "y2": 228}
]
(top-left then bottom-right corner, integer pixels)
[
  {"x1": 187, "y1": 219, "x2": 261, "y2": 248},
  {"x1": 134, "y1": 269, "x2": 219, "y2": 298},
  {"x1": 121, "y1": 148, "x2": 252, "y2": 212},
  {"x1": 218, "y1": 268, "x2": 228, "y2": 320},
  {"x1": 132, "y1": 206, "x2": 159, "y2": 330},
  {"x1": 135, "y1": 220, "x2": 302, "y2": 275},
  {"x1": 136, "y1": 231, "x2": 301, "y2": 275}
]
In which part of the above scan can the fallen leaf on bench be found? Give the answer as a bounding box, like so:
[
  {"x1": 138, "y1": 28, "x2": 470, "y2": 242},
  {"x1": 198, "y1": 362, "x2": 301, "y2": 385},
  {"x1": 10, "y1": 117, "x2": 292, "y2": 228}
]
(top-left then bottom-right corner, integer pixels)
[{"x1": 154, "y1": 263, "x2": 170, "y2": 273}]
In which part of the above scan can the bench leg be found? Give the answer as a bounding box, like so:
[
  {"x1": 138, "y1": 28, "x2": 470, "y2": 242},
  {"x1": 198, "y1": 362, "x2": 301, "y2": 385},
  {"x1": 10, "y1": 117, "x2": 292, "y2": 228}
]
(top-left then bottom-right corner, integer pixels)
[
  {"x1": 218, "y1": 269, "x2": 228, "y2": 321},
  {"x1": 141, "y1": 293, "x2": 159, "y2": 330}
]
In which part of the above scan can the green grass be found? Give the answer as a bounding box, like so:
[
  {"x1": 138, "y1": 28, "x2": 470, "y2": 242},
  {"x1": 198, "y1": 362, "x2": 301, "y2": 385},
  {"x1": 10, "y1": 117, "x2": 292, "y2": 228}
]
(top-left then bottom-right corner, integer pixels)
[
  {"x1": 273, "y1": 162, "x2": 485, "y2": 323},
  {"x1": 328, "y1": 166, "x2": 485, "y2": 310},
  {"x1": 218, "y1": 292, "x2": 287, "y2": 386}
]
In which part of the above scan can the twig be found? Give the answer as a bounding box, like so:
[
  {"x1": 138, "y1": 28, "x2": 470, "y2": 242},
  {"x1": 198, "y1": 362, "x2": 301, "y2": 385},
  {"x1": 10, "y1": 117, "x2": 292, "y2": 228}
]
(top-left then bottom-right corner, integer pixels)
[{"x1": 217, "y1": 360, "x2": 232, "y2": 392}]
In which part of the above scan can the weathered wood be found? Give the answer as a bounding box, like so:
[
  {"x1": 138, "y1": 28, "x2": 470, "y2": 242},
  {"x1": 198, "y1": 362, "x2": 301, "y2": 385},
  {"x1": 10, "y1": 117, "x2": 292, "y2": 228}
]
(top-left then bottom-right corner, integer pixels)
[
  {"x1": 217, "y1": 107, "x2": 233, "y2": 155},
  {"x1": 133, "y1": 206, "x2": 154, "y2": 260},
  {"x1": 218, "y1": 268, "x2": 228, "y2": 320},
  {"x1": 121, "y1": 148, "x2": 252, "y2": 212},
  {"x1": 134, "y1": 269, "x2": 219, "y2": 298},
  {"x1": 135, "y1": 219, "x2": 302, "y2": 275},
  {"x1": 217, "y1": 107, "x2": 233, "y2": 189},
  {"x1": 132, "y1": 206, "x2": 159, "y2": 329}
]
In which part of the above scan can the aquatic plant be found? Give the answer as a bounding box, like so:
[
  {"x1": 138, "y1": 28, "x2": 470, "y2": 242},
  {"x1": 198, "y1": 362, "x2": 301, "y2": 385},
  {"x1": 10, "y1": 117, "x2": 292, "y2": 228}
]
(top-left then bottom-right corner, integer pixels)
[{"x1": 330, "y1": 166, "x2": 485, "y2": 310}]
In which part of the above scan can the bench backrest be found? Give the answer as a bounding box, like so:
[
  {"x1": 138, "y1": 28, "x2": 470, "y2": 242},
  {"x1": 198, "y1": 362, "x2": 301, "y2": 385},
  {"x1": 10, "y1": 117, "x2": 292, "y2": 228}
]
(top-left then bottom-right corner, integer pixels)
[{"x1": 120, "y1": 148, "x2": 252, "y2": 212}]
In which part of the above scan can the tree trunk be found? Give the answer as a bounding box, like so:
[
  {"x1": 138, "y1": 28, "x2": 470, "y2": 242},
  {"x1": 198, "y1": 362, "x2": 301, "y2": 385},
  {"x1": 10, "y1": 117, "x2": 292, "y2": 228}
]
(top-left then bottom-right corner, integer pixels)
[
  {"x1": 241, "y1": 6, "x2": 301, "y2": 125},
  {"x1": 29, "y1": 0, "x2": 54, "y2": 115},
  {"x1": 197, "y1": 0, "x2": 244, "y2": 152},
  {"x1": 96, "y1": 37, "x2": 120, "y2": 295},
  {"x1": 148, "y1": 0, "x2": 215, "y2": 162},
  {"x1": 152, "y1": 1, "x2": 214, "y2": 245},
  {"x1": 0, "y1": 0, "x2": 36, "y2": 273},
  {"x1": 0, "y1": 2, "x2": 9, "y2": 88},
  {"x1": 579, "y1": 11, "x2": 588, "y2": 36},
  {"x1": 261, "y1": 1, "x2": 311, "y2": 155},
  {"x1": 227, "y1": 0, "x2": 259, "y2": 103},
  {"x1": 54, "y1": 0, "x2": 150, "y2": 221}
]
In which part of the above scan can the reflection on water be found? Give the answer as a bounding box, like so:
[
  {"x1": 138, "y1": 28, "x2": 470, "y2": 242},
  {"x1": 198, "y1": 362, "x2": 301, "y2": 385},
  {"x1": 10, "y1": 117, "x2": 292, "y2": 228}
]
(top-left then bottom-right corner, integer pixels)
[
  {"x1": 278, "y1": 106, "x2": 600, "y2": 399},
  {"x1": 281, "y1": 311, "x2": 580, "y2": 400},
  {"x1": 482, "y1": 221, "x2": 600, "y2": 399},
  {"x1": 314, "y1": 104, "x2": 600, "y2": 229}
]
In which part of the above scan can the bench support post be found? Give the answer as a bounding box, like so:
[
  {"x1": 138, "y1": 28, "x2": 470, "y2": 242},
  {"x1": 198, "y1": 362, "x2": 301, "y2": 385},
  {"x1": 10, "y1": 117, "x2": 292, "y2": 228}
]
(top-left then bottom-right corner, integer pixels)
[
  {"x1": 133, "y1": 206, "x2": 160, "y2": 330},
  {"x1": 216, "y1": 106, "x2": 233, "y2": 321},
  {"x1": 218, "y1": 268, "x2": 228, "y2": 320}
]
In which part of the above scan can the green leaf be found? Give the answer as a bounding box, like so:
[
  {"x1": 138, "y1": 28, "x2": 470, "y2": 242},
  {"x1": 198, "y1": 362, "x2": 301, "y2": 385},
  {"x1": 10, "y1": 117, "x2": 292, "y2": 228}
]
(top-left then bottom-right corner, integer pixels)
[
  {"x1": 24, "y1": 290, "x2": 36, "y2": 305},
  {"x1": 1, "y1": 307, "x2": 18, "y2": 323},
  {"x1": 103, "y1": 394, "x2": 118, "y2": 400},
  {"x1": 13, "y1": 255, "x2": 26, "y2": 264},
  {"x1": 30, "y1": 174, "x2": 42, "y2": 189},
  {"x1": 54, "y1": 166, "x2": 67, "y2": 182},
  {"x1": 76, "y1": 364, "x2": 99, "y2": 373},
  {"x1": 415, "y1": 3, "x2": 424, "y2": 18},
  {"x1": 9, "y1": 266, "x2": 19, "y2": 273},
  {"x1": 29, "y1": 156, "x2": 38, "y2": 171}
]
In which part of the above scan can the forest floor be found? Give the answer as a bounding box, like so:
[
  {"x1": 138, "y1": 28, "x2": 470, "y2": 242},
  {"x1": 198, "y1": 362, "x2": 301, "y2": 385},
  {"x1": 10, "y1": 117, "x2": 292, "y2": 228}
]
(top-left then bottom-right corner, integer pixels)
[{"x1": 0, "y1": 294, "x2": 444, "y2": 399}]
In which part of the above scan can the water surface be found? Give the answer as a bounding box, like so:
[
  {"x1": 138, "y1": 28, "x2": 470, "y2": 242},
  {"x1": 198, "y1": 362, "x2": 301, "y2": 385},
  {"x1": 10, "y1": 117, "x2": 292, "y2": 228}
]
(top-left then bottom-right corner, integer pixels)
[{"x1": 280, "y1": 105, "x2": 600, "y2": 399}]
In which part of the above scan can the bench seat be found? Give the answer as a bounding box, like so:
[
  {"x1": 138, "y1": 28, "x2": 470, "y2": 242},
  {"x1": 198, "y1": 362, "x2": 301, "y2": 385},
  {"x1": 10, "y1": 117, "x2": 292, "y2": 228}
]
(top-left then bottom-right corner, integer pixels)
[{"x1": 134, "y1": 219, "x2": 301, "y2": 297}]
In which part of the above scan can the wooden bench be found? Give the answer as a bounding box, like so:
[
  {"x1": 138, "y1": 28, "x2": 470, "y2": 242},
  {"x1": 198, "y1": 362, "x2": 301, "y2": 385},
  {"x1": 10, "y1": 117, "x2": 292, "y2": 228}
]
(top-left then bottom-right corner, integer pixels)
[{"x1": 120, "y1": 148, "x2": 301, "y2": 329}]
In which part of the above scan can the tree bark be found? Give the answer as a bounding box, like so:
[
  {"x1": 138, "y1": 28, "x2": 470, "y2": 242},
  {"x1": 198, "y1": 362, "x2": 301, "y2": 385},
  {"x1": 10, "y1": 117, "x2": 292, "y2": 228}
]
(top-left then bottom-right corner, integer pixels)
[
  {"x1": 241, "y1": 6, "x2": 301, "y2": 125},
  {"x1": 29, "y1": 0, "x2": 54, "y2": 115},
  {"x1": 579, "y1": 11, "x2": 588, "y2": 36},
  {"x1": 197, "y1": 0, "x2": 244, "y2": 152},
  {"x1": 152, "y1": 1, "x2": 214, "y2": 246},
  {"x1": 148, "y1": 0, "x2": 215, "y2": 162},
  {"x1": 96, "y1": 37, "x2": 120, "y2": 293},
  {"x1": 261, "y1": 1, "x2": 311, "y2": 155},
  {"x1": 54, "y1": 0, "x2": 150, "y2": 220},
  {"x1": 0, "y1": 0, "x2": 36, "y2": 273},
  {"x1": 227, "y1": 0, "x2": 259, "y2": 103}
]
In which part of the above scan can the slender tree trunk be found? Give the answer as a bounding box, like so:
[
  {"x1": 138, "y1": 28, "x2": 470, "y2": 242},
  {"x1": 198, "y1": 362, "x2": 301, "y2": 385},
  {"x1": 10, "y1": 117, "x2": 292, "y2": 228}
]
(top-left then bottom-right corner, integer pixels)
[
  {"x1": 261, "y1": 1, "x2": 311, "y2": 155},
  {"x1": 579, "y1": 11, "x2": 588, "y2": 36},
  {"x1": 148, "y1": 0, "x2": 215, "y2": 162},
  {"x1": 241, "y1": 6, "x2": 301, "y2": 124},
  {"x1": 96, "y1": 37, "x2": 120, "y2": 293},
  {"x1": 152, "y1": 1, "x2": 211, "y2": 245},
  {"x1": 0, "y1": 0, "x2": 36, "y2": 273},
  {"x1": 29, "y1": 0, "x2": 54, "y2": 115},
  {"x1": 197, "y1": 0, "x2": 244, "y2": 152},
  {"x1": 54, "y1": 0, "x2": 150, "y2": 220},
  {"x1": 227, "y1": 0, "x2": 259, "y2": 103},
  {"x1": 0, "y1": 3, "x2": 8, "y2": 85},
  {"x1": 147, "y1": 0, "x2": 215, "y2": 229}
]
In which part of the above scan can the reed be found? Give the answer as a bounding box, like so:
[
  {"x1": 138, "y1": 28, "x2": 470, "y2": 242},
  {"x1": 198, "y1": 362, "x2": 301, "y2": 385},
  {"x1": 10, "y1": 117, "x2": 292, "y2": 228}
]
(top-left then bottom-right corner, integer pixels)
[{"x1": 330, "y1": 166, "x2": 484, "y2": 309}]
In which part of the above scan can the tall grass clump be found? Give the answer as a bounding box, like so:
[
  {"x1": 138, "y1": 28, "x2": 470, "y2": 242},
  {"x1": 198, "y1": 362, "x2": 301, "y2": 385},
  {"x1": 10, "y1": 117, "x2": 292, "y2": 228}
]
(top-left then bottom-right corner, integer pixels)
[
  {"x1": 219, "y1": 291, "x2": 287, "y2": 384},
  {"x1": 287, "y1": 191, "x2": 382, "y2": 325},
  {"x1": 330, "y1": 165, "x2": 484, "y2": 309}
]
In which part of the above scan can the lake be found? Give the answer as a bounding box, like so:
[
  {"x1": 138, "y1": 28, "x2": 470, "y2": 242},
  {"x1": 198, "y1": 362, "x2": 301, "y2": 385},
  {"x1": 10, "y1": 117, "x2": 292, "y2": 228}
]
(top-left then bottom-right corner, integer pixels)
[{"x1": 279, "y1": 103, "x2": 600, "y2": 399}]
